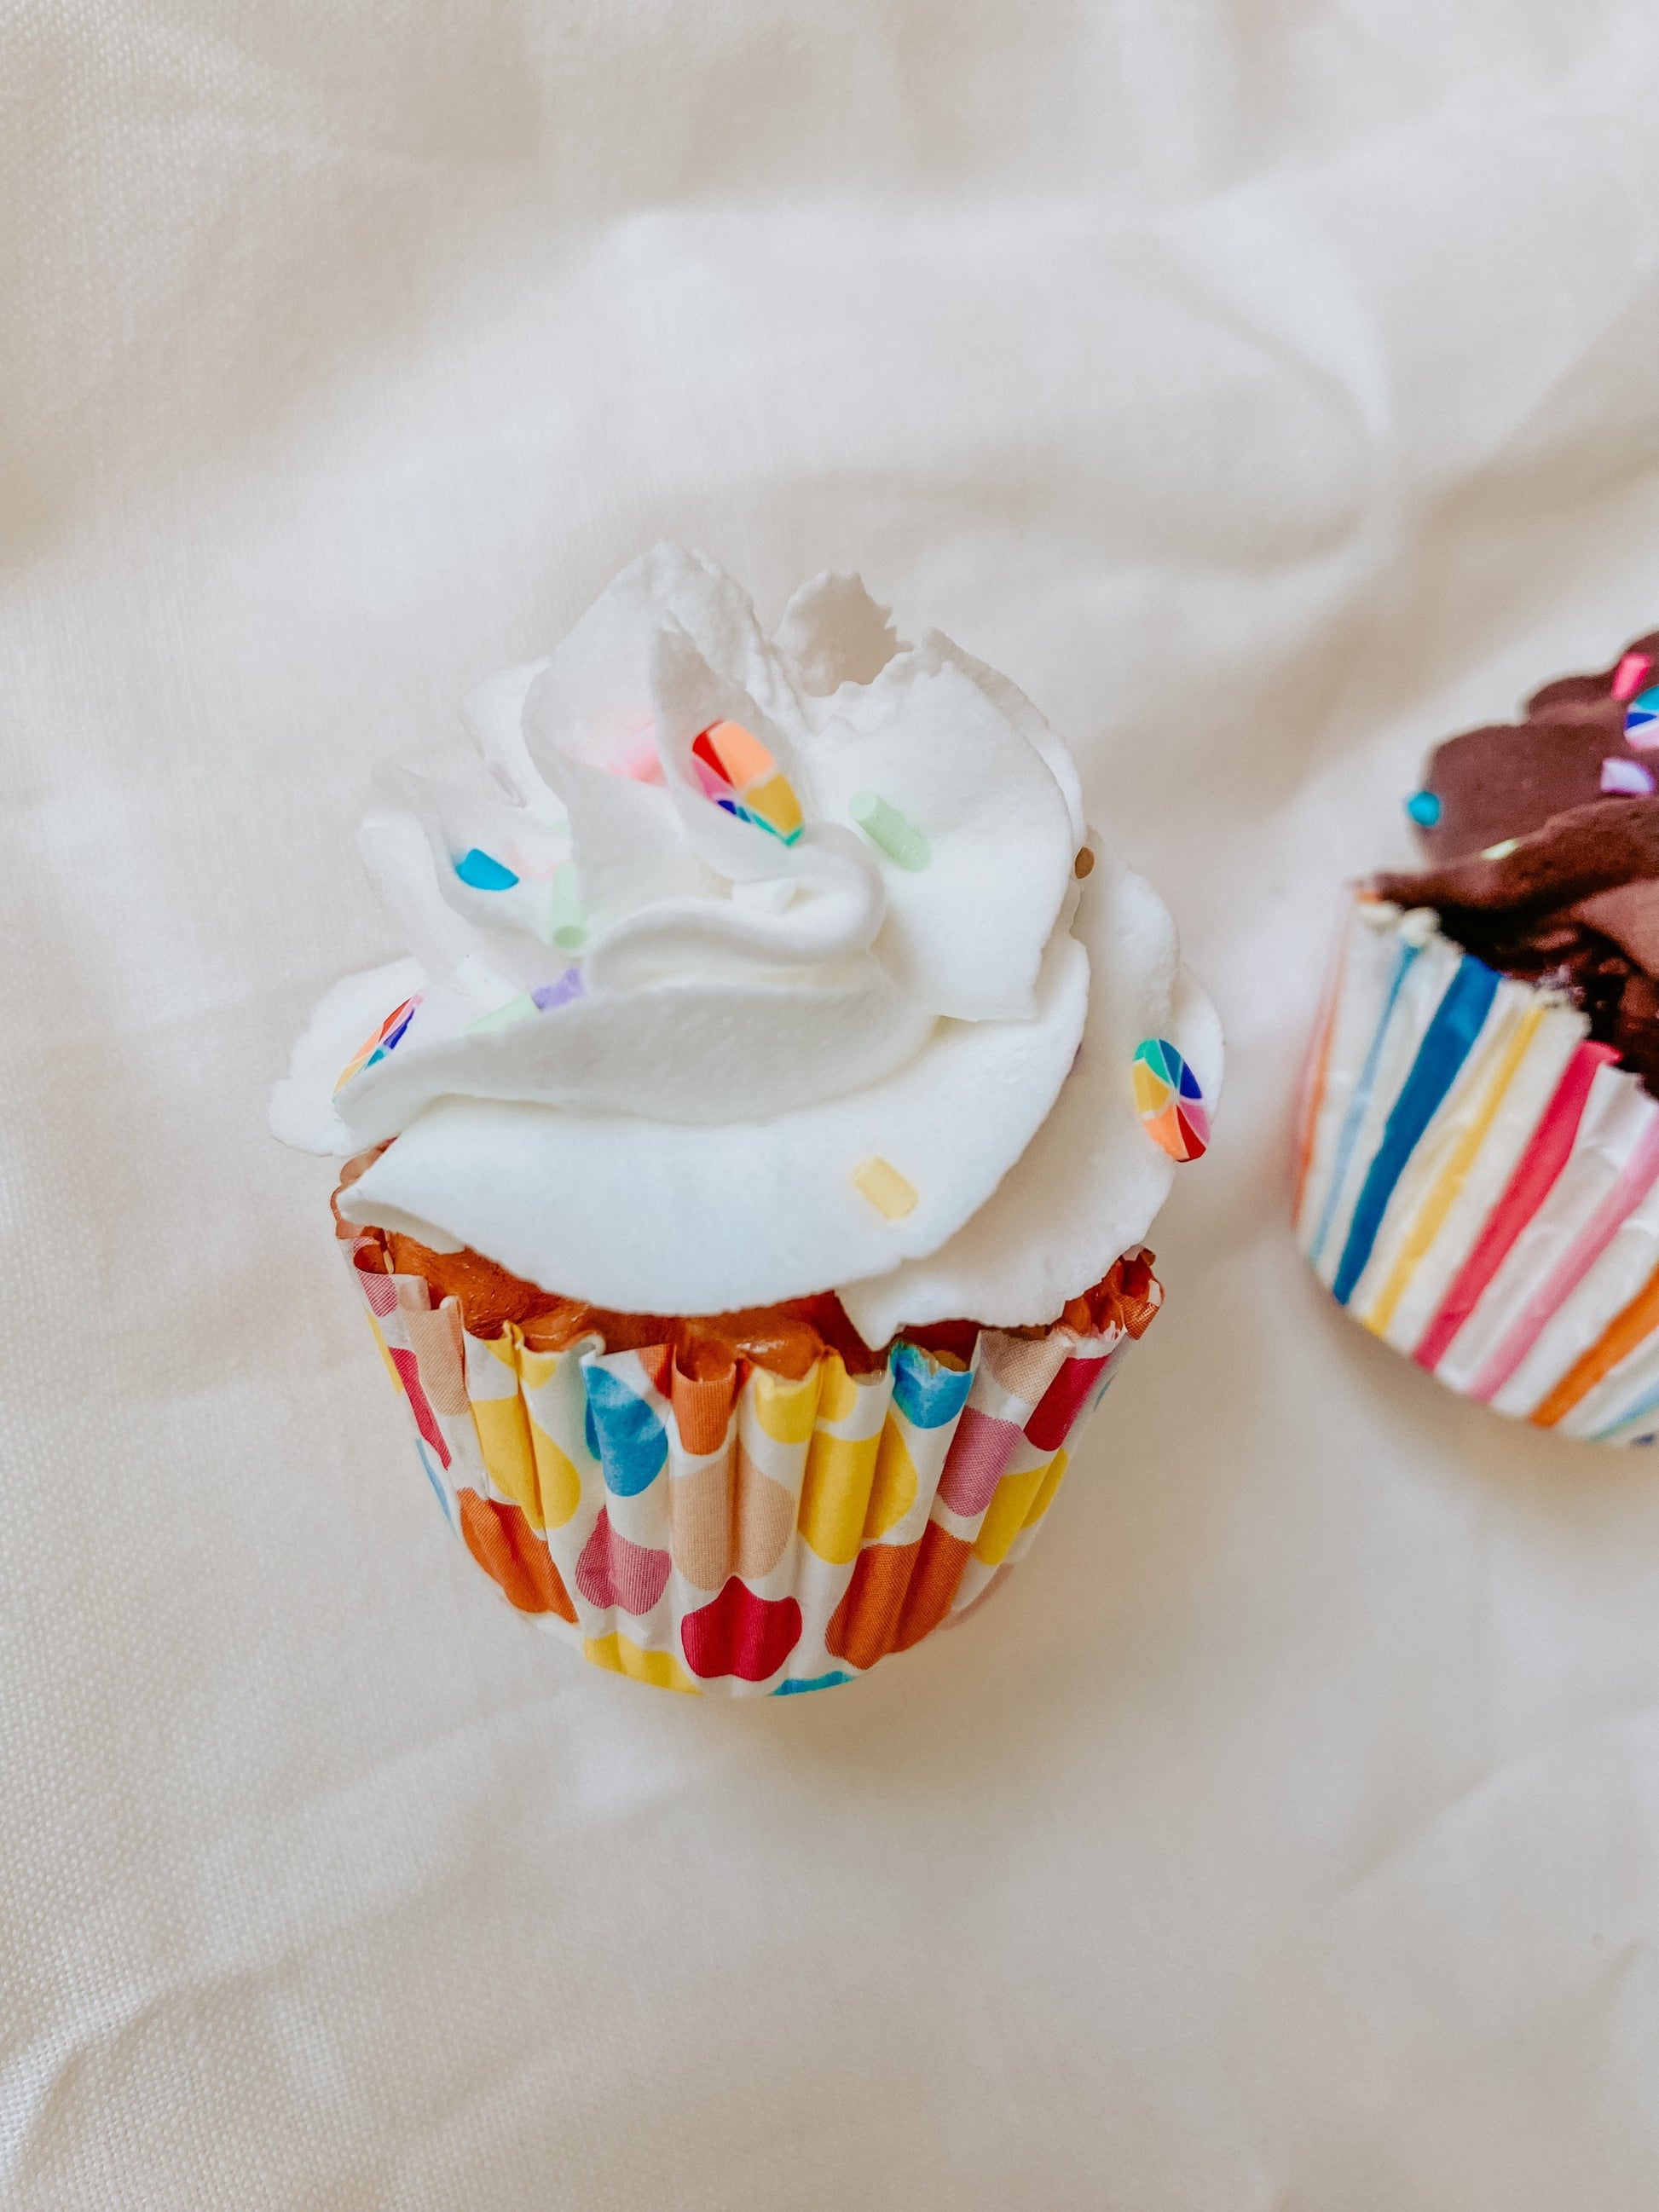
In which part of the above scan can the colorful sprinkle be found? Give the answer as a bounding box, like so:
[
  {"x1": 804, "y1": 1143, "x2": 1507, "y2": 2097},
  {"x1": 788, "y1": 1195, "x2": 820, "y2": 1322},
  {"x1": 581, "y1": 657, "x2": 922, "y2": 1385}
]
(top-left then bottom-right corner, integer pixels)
[
  {"x1": 334, "y1": 993, "x2": 422, "y2": 1092},
  {"x1": 545, "y1": 865, "x2": 587, "y2": 951},
  {"x1": 1404, "y1": 790, "x2": 1442, "y2": 828},
  {"x1": 1481, "y1": 838, "x2": 1519, "y2": 860},
  {"x1": 852, "y1": 1156, "x2": 919, "y2": 1219},
  {"x1": 691, "y1": 721, "x2": 804, "y2": 844},
  {"x1": 1612, "y1": 651, "x2": 1653, "y2": 703},
  {"x1": 1625, "y1": 686, "x2": 1659, "y2": 750},
  {"x1": 705, "y1": 720, "x2": 772, "y2": 784},
  {"x1": 1132, "y1": 1037, "x2": 1208, "y2": 1162},
  {"x1": 850, "y1": 789, "x2": 930, "y2": 870},
  {"x1": 454, "y1": 846, "x2": 519, "y2": 892},
  {"x1": 1602, "y1": 756, "x2": 1656, "y2": 796},
  {"x1": 467, "y1": 992, "x2": 538, "y2": 1033},
  {"x1": 532, "y1": 967, "x2": 584, "y2": 1011},
  {"x1": 772, "y1": 1672, "x2": 854, "y2": 1696}
]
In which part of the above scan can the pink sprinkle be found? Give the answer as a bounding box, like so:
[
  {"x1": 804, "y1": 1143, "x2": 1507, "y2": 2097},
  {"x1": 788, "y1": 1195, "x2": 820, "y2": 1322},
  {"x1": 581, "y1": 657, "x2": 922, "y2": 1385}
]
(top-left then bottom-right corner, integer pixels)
[
  {"x1": 1611, "y1": 651, "x2": 1652, "y2": 703},
  {"x1": 1601, "y1": 756, "x2": 1655, "y2": 796},
  {"x1": 615, "y1": 742, "x2": 665, "y2": 785}
]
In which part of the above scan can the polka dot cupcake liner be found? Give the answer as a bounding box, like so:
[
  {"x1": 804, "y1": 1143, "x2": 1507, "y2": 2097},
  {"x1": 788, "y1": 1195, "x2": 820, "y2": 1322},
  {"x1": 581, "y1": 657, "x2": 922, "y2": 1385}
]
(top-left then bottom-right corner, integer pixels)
[
  {"x1": 1296, "y1": 892, "x2": 1659, "y2": 1444},
  {"x1": 348, "y1": 1240, "x2": 1163, "y2": 1695}
]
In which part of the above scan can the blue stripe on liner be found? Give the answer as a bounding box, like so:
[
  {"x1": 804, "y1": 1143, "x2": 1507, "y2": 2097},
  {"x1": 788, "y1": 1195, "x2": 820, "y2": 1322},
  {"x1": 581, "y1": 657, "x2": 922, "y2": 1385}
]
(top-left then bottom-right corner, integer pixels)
[
  {"x1": 416, "y1": 1438, "x2": 454, "y2": 1527},
  {"x1": 1309, "y1": 938, "x2": 1421, "y2": 1269},
  {"x1": 1332, "y1": 954, "x2": 1501, "y2": 1307},
  {"x1": 1590, "y1": 1384, "x2": 1659, "y2": 1445}
]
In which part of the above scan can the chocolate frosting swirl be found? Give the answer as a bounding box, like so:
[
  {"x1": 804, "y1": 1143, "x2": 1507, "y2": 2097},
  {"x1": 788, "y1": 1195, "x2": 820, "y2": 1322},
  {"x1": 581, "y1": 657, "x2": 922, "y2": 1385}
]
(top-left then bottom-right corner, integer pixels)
[{"x1": 1373, "y1": 631, "x2": 1659, "y2": 1091}]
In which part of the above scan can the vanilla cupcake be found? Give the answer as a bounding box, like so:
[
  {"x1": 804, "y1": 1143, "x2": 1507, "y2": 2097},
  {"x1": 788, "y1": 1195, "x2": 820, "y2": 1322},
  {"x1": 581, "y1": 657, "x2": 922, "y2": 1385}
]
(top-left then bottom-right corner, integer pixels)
[
  {"x1": 1297, "y1": 630, "x2": 1659, "y2": 1443},
  {"x1": 274, "y1": 547, "x2": 1220, "y2": 1693}
]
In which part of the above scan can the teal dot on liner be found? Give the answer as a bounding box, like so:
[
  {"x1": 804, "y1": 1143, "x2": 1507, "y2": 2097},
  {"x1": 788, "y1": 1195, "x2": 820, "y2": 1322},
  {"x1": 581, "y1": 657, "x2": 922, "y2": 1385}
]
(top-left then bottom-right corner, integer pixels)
[
  {"x1": 851, "y1": 789, "x2": 931, "y2": 870},
  {"x1": 1404, "y1": 790, "x2": 1442, "y2": 829},
  {"x1": 889, "y1": 1339, "x2": 975, "y2": 1430},
  {"x1": 454, "y1": 846, "x2": 519, "y2": 891}
]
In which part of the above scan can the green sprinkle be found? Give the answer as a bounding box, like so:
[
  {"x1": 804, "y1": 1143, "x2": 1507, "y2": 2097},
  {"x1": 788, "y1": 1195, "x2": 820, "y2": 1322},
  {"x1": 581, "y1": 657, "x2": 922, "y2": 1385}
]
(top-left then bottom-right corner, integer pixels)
[
  {"x1": 467, "y1": 993, "x2": 538, "y2": 1033},
  {"x1": 850, "y1": 789, "x2": 930, "y2": 871},
  {"x1": 546, "y1": 863, "x2": 587, "y2": 952}
]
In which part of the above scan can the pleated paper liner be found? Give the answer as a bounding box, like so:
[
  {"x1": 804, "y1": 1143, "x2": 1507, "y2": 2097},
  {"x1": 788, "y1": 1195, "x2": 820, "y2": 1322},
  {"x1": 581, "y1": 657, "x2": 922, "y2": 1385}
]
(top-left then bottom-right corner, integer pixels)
[
  {"x1": 1296, "y1": 891, "x2": 1659, "y2": 1444},
  {"x1": 348, "y1": 1238, "x2": 1164, "y2": 1695}
]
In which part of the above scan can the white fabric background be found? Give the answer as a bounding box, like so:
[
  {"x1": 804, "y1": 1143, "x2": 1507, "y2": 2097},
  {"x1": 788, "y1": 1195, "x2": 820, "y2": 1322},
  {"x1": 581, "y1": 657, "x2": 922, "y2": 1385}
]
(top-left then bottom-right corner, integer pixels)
[{"x1": 4, "y1": 3, "x2": 1659, "y2": 2204}]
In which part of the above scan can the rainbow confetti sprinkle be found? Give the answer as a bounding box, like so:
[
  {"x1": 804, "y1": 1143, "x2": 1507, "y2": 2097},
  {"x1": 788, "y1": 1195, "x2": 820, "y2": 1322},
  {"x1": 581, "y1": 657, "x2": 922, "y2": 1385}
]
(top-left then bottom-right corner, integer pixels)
[
  {"x1": 851, "y1": 1156, "x2": 918, "y2": 1218},
  {"x1": 1603, "y1": 757, "x2": 1655, "y2": 797},
  {"x1": 1405, "y1": 790, "x2": 1442, "y2": 828},
  {"x1": 691, "y1": 721, "x2": 803, "y2": 844},
  {"x1": 335, "y1": 994, "x2": 422, "y2": 1093},
  {"x1": 1132, "y1": 1038, "x2": 1208, "y2": 1163},
  {"x1": 1624, "y1": 686, "x2": 1659, "y2": 751}
]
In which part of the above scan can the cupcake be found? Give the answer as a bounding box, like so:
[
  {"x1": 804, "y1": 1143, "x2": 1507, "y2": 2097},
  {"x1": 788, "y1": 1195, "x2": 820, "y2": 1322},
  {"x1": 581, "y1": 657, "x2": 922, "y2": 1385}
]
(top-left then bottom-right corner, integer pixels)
[
  {"x1": 1296, "y1": 631, "x2": 1659, "y2": 1443},
  {"x1": 273, "y1": 547, "x2": 1221, "y2": 1692}
]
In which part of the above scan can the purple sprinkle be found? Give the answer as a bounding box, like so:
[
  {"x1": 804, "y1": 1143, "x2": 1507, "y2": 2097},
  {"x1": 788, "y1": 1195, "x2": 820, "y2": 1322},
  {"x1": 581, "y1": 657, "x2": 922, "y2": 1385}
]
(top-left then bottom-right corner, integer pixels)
[
  {"x1": 1601, "y1": 757, "x2": 1656, "y2": 797},
  {"x1": 532, "y1": 967, "x2": 584, "y2": 1012}
]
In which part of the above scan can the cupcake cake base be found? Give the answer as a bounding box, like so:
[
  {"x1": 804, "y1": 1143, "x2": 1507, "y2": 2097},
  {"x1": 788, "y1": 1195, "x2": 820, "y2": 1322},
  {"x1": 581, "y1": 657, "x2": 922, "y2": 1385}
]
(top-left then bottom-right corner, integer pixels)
[{"x1": 345, "y1": 1210, "x2": 1164, "y2": 1694}]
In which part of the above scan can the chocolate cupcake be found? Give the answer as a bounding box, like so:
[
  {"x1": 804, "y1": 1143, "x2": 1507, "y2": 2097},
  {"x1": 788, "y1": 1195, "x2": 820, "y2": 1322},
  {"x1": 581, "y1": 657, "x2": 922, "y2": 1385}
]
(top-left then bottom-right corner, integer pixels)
[{"x1": 1296, "y1": 633, "x2": 1659, "y2": 1442}]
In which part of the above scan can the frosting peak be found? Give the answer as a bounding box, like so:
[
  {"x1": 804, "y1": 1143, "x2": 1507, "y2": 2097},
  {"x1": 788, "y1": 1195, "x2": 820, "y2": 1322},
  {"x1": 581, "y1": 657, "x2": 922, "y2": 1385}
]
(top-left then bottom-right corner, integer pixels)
[{"x1": 273, "y1": 546, "x2": 1219, "y2": 1336}]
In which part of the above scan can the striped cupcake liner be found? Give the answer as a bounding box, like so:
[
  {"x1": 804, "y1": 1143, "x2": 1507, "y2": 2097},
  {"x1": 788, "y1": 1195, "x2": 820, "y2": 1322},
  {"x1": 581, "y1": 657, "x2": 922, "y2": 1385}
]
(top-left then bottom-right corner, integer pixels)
[
  {"x1": 348, "y1": 1238, "x2": 1162, "y2": 1695},
  {"x1": 1295, "y1": 892, "x2": 1659, "y2": 1445}
]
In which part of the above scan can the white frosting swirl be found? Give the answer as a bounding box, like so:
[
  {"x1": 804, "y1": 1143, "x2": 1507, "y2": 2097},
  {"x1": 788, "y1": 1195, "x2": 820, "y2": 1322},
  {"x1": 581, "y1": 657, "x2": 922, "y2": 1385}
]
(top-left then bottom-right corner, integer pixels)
[{"x1": 272, "y1": 546, "x2": 1221, "y2": 1336}]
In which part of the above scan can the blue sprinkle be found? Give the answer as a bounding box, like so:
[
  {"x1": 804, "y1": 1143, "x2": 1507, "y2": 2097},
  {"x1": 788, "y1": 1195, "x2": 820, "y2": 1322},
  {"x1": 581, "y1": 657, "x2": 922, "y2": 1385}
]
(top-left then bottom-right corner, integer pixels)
[
  {"x1": 1404, "y1": 789, "x2": 1442, "y2": 829},
  {"x1": 773, "y1": 1671, "x2": 854, "y2": 1696},
  {"x1": 454, "y1": 846, "x2": 519, "y2": 892}
]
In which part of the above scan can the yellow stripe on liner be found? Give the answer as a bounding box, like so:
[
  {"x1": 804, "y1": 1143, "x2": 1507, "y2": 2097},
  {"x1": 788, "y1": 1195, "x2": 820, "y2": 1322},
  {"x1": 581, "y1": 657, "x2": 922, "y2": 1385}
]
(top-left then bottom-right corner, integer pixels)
[{"x1": 1361, "y1": 999, "x2": 1546, "y2": 1340}]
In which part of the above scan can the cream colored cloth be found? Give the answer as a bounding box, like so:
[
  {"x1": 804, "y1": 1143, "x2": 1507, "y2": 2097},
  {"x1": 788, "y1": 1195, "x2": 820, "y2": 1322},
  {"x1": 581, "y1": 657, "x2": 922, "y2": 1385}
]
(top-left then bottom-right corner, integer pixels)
[{"x1": 5, "y1": 4, "x2": 1659, "y2": 2205}]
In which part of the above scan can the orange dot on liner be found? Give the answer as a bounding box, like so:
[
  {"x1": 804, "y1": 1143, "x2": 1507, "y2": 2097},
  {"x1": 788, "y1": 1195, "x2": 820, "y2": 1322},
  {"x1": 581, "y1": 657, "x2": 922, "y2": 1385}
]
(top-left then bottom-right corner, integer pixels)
[{"x1": 1073, "y1": 848, "x2": 1095, "y2": 879}]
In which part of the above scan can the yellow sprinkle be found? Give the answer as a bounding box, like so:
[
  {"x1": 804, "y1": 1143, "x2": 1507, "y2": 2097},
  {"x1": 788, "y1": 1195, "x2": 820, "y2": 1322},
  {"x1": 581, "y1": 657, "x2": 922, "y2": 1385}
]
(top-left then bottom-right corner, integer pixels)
[
  {"x1": 1481, "y1": 838, "x2": 1519, "y2": 860},
  {"x1": 852, "y1": 1156, "x2": 917, "y2": 1219}
]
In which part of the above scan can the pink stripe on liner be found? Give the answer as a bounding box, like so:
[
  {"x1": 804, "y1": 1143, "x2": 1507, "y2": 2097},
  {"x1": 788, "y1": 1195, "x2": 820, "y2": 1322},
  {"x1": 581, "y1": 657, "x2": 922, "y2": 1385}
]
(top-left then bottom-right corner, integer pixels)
[
  {"x1": 1465, "y1": 1105, "x2": 1659, "y2": 1405},
  {"x1": 1413, "y1": 1041, "x2": 1615, "y2": 1372}
]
